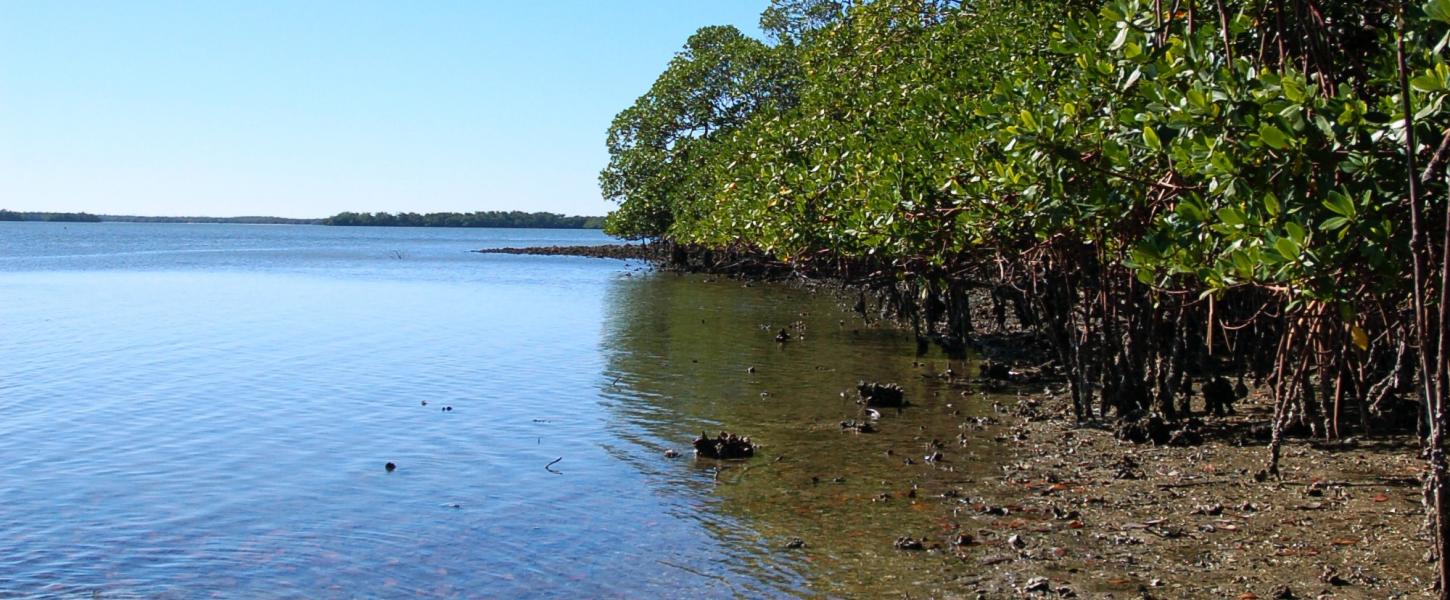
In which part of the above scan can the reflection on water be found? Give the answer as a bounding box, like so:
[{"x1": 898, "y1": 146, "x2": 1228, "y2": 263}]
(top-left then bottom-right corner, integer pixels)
[
  {"x1": 600, "y1": 274, "x2": 1007, "y2": 598},
  {"x1": 0, "y1": 222, "x2": 1002, "y2": 598}
]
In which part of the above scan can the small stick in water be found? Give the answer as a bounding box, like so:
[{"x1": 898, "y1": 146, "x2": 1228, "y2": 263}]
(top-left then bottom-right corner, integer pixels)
[{"x1": 545, "y1": 457, "x2": 563, "y2": 474}]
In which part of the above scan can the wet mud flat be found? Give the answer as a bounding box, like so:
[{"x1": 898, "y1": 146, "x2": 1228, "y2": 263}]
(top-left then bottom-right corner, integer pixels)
[{"x1": 913, "y1": 390, "x2": 1431, "y2": 599}]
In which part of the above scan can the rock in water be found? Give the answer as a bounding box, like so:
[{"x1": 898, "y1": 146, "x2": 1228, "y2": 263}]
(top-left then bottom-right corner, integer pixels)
[
  {"x1": 979, "y1": 361, "x2": 1012, "y2": 381},
  {"x1": 856, "y1": 381, "x2": 906, "y2": 408},
  {"x1": 893, "y1": 536, "x2": 925, "y2": 551},
  {"x1": 692, "y1": 431, "x2": 756, "y2": 459}
]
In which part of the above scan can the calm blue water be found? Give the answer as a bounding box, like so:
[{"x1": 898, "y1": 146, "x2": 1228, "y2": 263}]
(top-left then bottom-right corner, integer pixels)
[{"x1": 0, "y1": 222, "x2": 989, "y2": 599}]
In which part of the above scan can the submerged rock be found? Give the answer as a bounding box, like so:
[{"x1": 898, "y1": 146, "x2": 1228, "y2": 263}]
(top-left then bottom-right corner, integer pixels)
[
  {"x1": 980, "y1": 361, "x2": 1012, "y2": 381},
  {"x1": 893, "y1": 536, "x2": 925, "y2": 551},
  {"x1": 856, "y1": 381, "x2": 906, "y2": 408},
  {"x1": 693, "y1": 431, "x2": 756, "y2": 459}
]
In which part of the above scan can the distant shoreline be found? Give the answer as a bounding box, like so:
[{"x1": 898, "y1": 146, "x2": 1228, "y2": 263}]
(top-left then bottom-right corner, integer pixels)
[
  {"x1": 0, "y1": 209, "x2": 608, "y2": 229},
  {"x1": 0, "y1": 210, "x2": 321, "y2": 225}
]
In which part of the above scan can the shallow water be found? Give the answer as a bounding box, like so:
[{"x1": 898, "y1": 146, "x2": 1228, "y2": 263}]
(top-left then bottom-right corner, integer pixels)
[{"x1": 0, "y1": 222, "x2": 996, "y2": 598}]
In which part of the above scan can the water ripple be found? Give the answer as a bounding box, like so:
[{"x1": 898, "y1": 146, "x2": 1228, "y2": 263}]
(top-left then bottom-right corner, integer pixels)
[{"x1": 0, "y1": 223, "x2": 1001, "y2": 598}]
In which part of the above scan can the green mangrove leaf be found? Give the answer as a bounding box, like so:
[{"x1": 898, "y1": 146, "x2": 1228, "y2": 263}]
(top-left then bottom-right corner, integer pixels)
[
  {"x1": 1323, "y1": 191, "x2": 1356, "y2": 218},
  {"x1": 1143, "y1": 126, "x2": 1162, "y2": 151},
  {"x1": 1275, "y1": 236, "x2": 1300, "y2": 260},
  {"x1": 1217, "y1": 207, "x2": 1246, "y2": 228},
  {"x1": 1428, "y1": 0, "x2": 1450, "y2": 23},
  {"x1": 1258, "y1": 123, "x2": 1290, "y2": 149},
  {"x1": 1285, "y1": 221, "x2": 1306, "y2": 244},
  {"x1": 1412, "y1": 74, "x2": 1444, "y2": 93}
]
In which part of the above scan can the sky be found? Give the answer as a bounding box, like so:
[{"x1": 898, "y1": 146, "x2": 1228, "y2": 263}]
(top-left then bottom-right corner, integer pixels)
[{"x1": 0, "y1": 1, "x2": 767, "y2": 218}]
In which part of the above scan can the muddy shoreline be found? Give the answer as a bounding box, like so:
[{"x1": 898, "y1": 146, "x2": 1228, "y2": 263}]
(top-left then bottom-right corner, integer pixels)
[
  {"x1": 930, "y1": 390, "x2": 1429, "y2": 599},
  {"x1": 480, "y1": 242, "x2": 1434, "y2": 597}
]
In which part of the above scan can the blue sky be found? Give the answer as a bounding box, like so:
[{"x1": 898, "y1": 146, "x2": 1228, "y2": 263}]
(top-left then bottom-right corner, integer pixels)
[{"x1": 0, "y1": 2, "x2": 766, "y2": 218}]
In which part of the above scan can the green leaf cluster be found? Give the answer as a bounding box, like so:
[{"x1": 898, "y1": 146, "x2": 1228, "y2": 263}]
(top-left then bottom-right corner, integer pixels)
[{"x1": 603, "y1": 0, "x2": 1446, "y2": 314}]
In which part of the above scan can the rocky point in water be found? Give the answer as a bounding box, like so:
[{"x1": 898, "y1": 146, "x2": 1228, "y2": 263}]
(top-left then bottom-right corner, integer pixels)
[
  {"x1": 473, "y1": 244, "x2": 658, "y2": 260},
  {"x1": 856, "y1": 381, "x2": 906, "y2": 408},
  {"x1": 692, "y1": 431, "x2": 756, "y2": 459}
]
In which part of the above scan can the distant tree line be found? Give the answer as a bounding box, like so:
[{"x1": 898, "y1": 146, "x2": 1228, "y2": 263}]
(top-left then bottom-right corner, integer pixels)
[
  {"x1": 322, "y1": 211, "x2": 605, "y2": 229},
  {"x1": 0, "y1": 210, "x2": 101, "y2": 222},
  {"x1": 100, "y1": 215, "x2": 321, "y2": 224},
  {"x1": 0, "y1": 211, "x2": 319, "y2": 224}
]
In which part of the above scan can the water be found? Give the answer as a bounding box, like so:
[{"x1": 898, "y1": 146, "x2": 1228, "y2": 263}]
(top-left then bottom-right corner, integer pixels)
[{"x1": 0, "y1": 222, "x2": 999, "y2": 598}]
